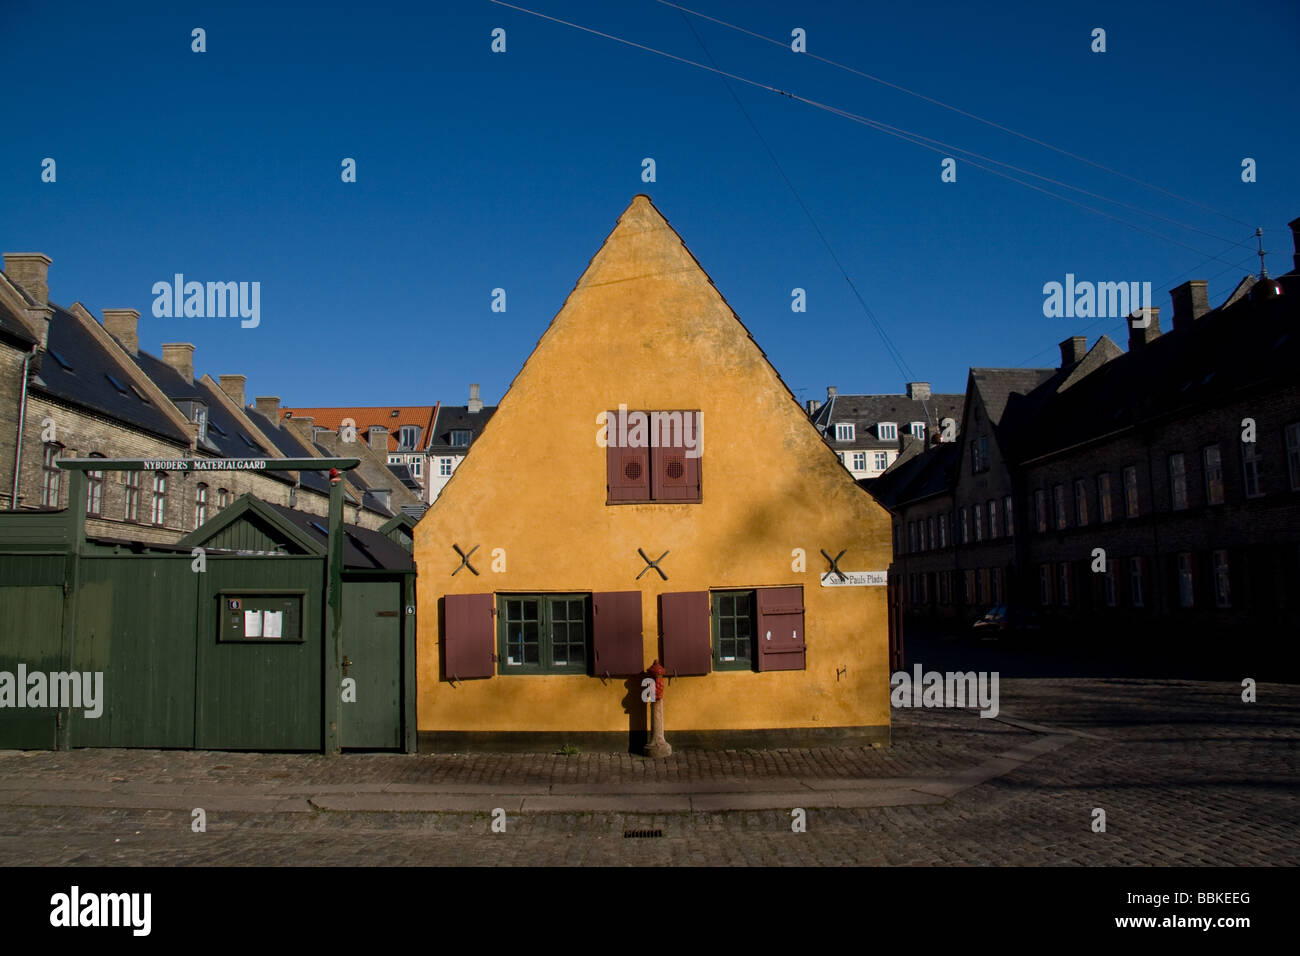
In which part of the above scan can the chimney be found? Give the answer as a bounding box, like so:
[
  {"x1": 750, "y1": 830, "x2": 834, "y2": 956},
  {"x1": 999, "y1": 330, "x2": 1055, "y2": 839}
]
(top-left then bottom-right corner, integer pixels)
[
  {"x1": 827, "y1": 386, "x2": 838, "y2": 400},
  {"x1": 1169, "y1": 280, "x2": 1210, "y2": 332},
  {"x1": 286, "y1": 415, "x2": 315, "y2": 441},
  {"x1": 1127, "y1": 307, "x2": 1161, "y2": 351},
  {"x1": 218, "y1": 374, "x2": 246, "y2": 408},
  {"x1": 102, "y1": 308, "x2": 140, "y2": 355},
  {"x1": 1057, "y1": 336, "x2": 1087, "y2": 368},
  {"x1": 1290, "y1": 216, "x2": 1300, "y2": 272},
  {"x1": 161, "y1": 343, "x2": 195, "y2": 384},
  {"x1": 905, "y1": 382, "x2": 931, "y2": 401},
  {"x1": 368, "y1": 426, "x2": 390, "y2": 452},
  {"x1": 468, "y1": 383, "x2": 483, "y2": 414},
  {"x1": 805, "y1": 399, "x2": 822, "y2": 415},
  {"x1": 254, "y1": 396, "x2": 281, "y2": 420},
  {"x1": 3, "y1": 253, "x2": 54, "y2": 348}
]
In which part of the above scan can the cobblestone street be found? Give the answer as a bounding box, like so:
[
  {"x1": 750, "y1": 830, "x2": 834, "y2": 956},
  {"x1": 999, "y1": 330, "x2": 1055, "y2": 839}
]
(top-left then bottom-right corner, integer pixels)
[{"x1": 1, "y1": 676, "x2": 1295, "y2": 866}]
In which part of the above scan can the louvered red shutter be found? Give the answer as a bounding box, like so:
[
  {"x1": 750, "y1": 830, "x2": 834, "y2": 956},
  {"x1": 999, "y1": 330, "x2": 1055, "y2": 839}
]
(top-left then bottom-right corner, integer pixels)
[
  {"x1": 651, "y1": 410, "x2": 701, "y2": 501},
  {"x1": 756, "y1": 586, "x2": 806, "y2": 671},
  {"x1": 592, "y1": 591, "x2": 644, "y2": 676},
  {"x1": 607, "y1": 411, "x2": 651, "y2": 501},
  {"x1": 443, "y1": 593, "x2": 495, "y2": 680},
  {"x1": 658, "y1": 591, "x2": 711, "y2": 676}
]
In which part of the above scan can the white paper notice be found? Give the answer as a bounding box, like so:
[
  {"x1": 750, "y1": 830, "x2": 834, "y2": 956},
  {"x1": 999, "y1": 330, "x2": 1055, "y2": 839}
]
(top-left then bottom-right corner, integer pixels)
[
  {"x1": 243, "y1": 610, "x2": 263, "y2": 637},
  {"x1": 262, "y1": 610, "x2": 283, "y2": 639}
]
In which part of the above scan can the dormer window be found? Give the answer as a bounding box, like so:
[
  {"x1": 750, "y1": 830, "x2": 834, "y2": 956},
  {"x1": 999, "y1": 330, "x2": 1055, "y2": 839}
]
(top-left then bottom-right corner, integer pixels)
[
  {"x1": 450, "y1": 429, "x2": 471, "y2": 448},
  {"x1": 398, "y1": 425, "x2": 422, "y2": 450},
  {"x1": 177, "y1": 401, "x2": 209, "y2": 442},
  {"x1": 834, "y1": 423, "x2": 855, "y2": 442},
  {"x1": 909, "y1": 422, "x2": 926, "y2": 439},
  {"x1": 877, "y1": 422, "x2": 897, "y2": 440}
]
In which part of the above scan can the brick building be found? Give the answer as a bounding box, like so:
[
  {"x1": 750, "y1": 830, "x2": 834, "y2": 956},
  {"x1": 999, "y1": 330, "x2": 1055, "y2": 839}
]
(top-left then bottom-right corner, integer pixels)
[
  {"x1": 0, "y1": 252, "x2": 400, "y2": 540},
  {"x1": 875, "y1": 217, "x2": 1300, "y2": 641}
]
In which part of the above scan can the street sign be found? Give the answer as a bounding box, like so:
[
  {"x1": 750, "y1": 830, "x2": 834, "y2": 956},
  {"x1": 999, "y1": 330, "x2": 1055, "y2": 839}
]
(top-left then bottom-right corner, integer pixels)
[{"x1": 820, "y1": 570, "x2": 888, "y2": 587}]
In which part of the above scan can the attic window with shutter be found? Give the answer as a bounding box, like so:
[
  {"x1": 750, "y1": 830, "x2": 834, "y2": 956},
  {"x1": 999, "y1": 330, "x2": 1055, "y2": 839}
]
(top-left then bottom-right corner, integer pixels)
[{"x1": 605, "y1": 409, "x2": 702, "y2": 504}]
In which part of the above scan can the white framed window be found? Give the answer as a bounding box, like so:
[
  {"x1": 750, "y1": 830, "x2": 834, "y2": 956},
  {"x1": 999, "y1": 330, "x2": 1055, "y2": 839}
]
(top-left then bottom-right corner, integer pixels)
[
  {"x1": 936, "y1": 515, "x2": 946, "y2": 548},
  {"x1": 388, "y1": 455, "x2": 401, "y2": 465},
  {"x1": 151, "y1": 472, "x2": 168, "y2": 527},
  {"x1": 124, "y1": 471, "x2": 140, "y2": 522},
  {"x1": 1053, "y1": 484, "x2": 1067, "y2": 530},
  {"x1": 1177, "y1": 553, "x2": 1194, "y2": 608},
  {"x1": 1287, "y1": 424, "x2": 1300, "y2": 492},
  {"x1": 1242, "y1": 443, "x2": 1262, "y2": 498},
  {"x1": 987, "y1": 499, "x2": 998, "y2": 538},
  {"x1": 1003, "y1": 495, "x2": 1014, "y2": 536},
  {"x1": 909, "y1": 422, "x2": 926, "y2": 440},
  {"x1": 218, "y1": 487, "x2": 230, "y2": 510},
  {"x1": 834, "y1": 423, "x2": 855, "y2": 442},
  {"x1": 195, "y1": 483, "x2": 208, "y2": 528},
  {"x1": 410, "y1": 457, "x2": 422, "y2": 478},
  {"x1": 973, "y1": 504, "x2": 983, "y2": 541},
  {"x1": 42, "y1": 444, "x2": 63, "y2": 507},
  {"x1": 851, "y1": 452, "x2": 866, "y2": 471},
  {"x1": 439, "y1": 458, "x2": 453, "y2": 477},
  {"x1": 873, "y1": 451, "x2": 889, "y2": 471},
  {"x1": 1124, "y1": 466, "x2": 1140, "y2": 517},
  {"x1": 927, "y1": 516, "x2": 936, "y2": 551},
  {"x1": 1130, "y1": 557, "x2": 1144, "y2": 608},
  {"x1": 959, "y1": 507, "x2": 969, "y2": 544},
  {"x1": 1203, "y1": 445, "x2": 1224, "y2": 505},
  {"x1": 1169, "y1": 453, "x2": 1188, "y2": 510},
  {"x1": 1213, "y1": 550, "x2": 1231, "y2": 607},
  {"x1": 398, "y1": 425, "x2": 421, "y2": 450},
  {"x1": 877, "y1": 422, "x2": 897, "y2": 440},
  {"x1": 1097, "y1": 473, "x2": 1114, "y2": 522},
  {"x1": 451, "y1": 429, "x2": 471, "y2": 447}
]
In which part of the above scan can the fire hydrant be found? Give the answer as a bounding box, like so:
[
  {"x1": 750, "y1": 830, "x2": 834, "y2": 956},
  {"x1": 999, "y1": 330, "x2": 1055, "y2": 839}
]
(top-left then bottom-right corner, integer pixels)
[{"x1": 644, "y1": 659, "x2": 672, "y2": 758}]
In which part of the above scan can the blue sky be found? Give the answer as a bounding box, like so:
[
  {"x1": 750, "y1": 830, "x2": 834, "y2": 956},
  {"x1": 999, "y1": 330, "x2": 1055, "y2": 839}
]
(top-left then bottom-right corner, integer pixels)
[{"x1": 2, "y1": 0, "x2": 1296, "y2": 408}]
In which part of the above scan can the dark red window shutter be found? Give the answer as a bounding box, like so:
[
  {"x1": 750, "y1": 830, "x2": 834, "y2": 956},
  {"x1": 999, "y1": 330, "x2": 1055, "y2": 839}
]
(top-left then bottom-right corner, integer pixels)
[
  {"x1": 443, "y1": 593, "x2": 495, "y2": 680},
  {"x1": 607, "y1": 411, "x2": 651, "y2": 501},
  {"x1": 659, "y1": 591, "x2": 711, "y2": 676},
  {"x1": 592, "y1": 591, "x2": 644, "y2": 676},
  {"x1": 756, "y1": 586, "x2": 805, "y2": 672},
  {"x1": 651, "y1": 410, "x2": 701, "y2": 501}
]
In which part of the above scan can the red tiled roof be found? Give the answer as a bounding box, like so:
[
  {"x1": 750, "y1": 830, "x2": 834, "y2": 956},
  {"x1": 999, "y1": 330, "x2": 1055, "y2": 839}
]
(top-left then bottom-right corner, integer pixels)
[{"x1": 278, "y1": 405, "x2": 439, "y2": 452}]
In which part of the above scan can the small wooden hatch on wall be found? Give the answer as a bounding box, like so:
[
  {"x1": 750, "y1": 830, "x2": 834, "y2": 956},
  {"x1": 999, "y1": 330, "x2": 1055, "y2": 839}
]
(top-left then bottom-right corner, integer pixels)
[{"x1": 219, "y1": 590, "x2": 307, "y2": 643}]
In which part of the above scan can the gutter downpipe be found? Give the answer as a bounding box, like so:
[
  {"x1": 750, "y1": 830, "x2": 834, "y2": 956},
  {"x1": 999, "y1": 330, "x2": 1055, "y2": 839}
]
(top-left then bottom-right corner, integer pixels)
[{"x1": 10, "y1": 345, "x2": 35, "y2": 507}]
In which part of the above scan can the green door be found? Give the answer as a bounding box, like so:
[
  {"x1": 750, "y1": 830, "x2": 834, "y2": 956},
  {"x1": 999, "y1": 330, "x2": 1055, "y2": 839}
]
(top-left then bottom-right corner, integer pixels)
[
  {"x1": 340, "y1": 580, "x2": 403, "y2": 750},
  {"x1": 0, "y1": 586, "x2": 64, "y2": 749}
]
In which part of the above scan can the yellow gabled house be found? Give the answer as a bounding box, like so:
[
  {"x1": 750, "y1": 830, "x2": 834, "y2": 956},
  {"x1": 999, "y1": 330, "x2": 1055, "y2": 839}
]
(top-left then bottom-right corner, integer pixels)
[{"x1": 415, "y1": 195, "x2": 892, "y2": 751}]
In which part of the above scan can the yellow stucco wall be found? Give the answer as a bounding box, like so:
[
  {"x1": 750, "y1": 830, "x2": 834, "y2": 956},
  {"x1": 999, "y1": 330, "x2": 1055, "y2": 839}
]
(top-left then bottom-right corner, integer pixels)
[{"x1": 415, "y1": 195, "x2": 893, "y2": 734}]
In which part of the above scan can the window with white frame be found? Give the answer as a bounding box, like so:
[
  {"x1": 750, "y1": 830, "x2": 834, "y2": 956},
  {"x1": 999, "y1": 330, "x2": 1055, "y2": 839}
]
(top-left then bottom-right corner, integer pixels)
[
  {"x1": 873, "y1": 451, "x2": 889, "y2": 471},
  {"x1": 973, "y1": 505, "x2": 983, "y2": 541},
  {"x1": 42, "y1": 443, "x2": 63, "y2": 507},
  {"x1": 988, "y1": 499, "x2": 998, "y2": 538},
  {"x1": 388, "y1": 455, "x2": 401, "y2": 465},
  {"x1": 936, "y1": 514, "x2": 946, "y2": 548},
  {"x1": 1242, "y1": 443, "x2": 1262, "y2": 498},
  {"x1": 927, "y1": 516, "x2": 936, "y2": 551},
  {"x1": 877, "y1": 422, "x2": 897, "y2": 440},
  {"x1": 1287, "y1": 424, "x2": 1300, "y2": 492},
  {"x1": 1097, "y1": 472, "x2": 1114, "y2": 522},
  {"x1": 86, "y1": 456, "x2": 105, "y2": 516},
  {"x1": 1213, "y1": 550, "x2": 1231, "y2": 607},
  {"x1": 851, "y1": 452, "x2": 866, "y2": 471},
  {"x1": 1203, "y1": 445, "x2": 1224, "y2": 505},
  {"x1": 1177, "y1": 553, "x2": 1194, "y2": 607},
  {"x1": 151, "y1": 472, "x2": 168, "y2": 527},
  {"x1": 195, "y1": 483, "x2": 208, "y2": 528},
  {"x1": 1053, "y1": 484, "x2": 1067, "y2": 530},
  {"x1": 1169, "y1": 453, "x2": 1188, "y2": 510},
  {"x1": 439, "y1": 457, "x2": 453, "y2": 477},
  {"x1": 959, "y1": 507, "x2": 969, "y2": 544},
  {"x1": 410, "y1": 457, "x2": 422, "y2": 478},
  {"x1": 834, "y1": 423, "x2": 855, "y2": 442},
  {"x1": 1003, "y1": 495, "x2": 1014, "y2": 536},
  {"x1": 909, "y1": 422, "x2": 925, "y2": 440},
  {"x1": 218, "y1": 487, "x2": 230, "y2": 510},
  {"x1": 1124, "y1": 466, "x2": 1140, "y2": 517},
  {"x1": 124, "y1": 471, "x2": 140, "y2": 522},
  {"x1": 398, "y1": 425, "x2": 421, "y2": 450}
]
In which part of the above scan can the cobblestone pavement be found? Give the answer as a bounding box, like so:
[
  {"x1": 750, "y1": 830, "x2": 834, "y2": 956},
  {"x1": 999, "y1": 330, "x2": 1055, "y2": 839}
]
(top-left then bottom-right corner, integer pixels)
[{"x1": 0, "y1": 677, "x2": 1296, "y2": 866}]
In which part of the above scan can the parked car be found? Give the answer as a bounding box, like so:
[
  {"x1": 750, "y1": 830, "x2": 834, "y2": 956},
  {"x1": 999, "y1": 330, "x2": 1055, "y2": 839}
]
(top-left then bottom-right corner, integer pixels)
[{"x1": 972, "y1": 604, "x2": 1041, "y2": 640}]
